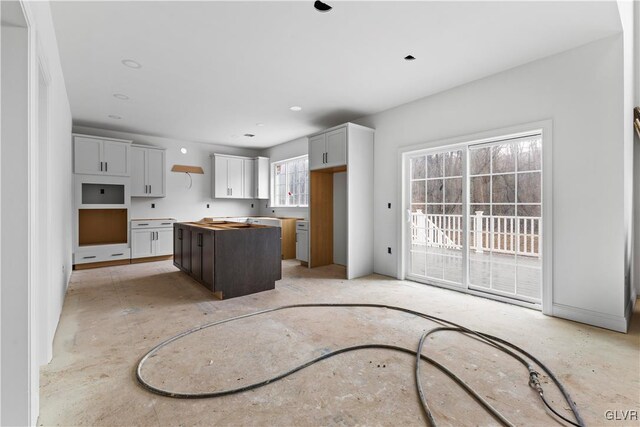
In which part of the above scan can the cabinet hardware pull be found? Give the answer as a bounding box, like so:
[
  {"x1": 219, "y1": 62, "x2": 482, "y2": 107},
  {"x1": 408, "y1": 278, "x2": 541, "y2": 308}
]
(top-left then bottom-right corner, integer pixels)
[
  {"x1": 105, "y1": 162, "x2": 108, "y2": 172},
  {"x1": 83, "y1": 256, "x2": 96, "y2": 259},
  {"x1": 138, "y1": 223, "x2": 149, "y2": 226},
  {"x1": 149, "y1": 185, "x2": 151, "y2": 193},
  {"x1": 161, "y1": 223, "x2": 171, "y2": 225},
  {"x1": 156, "y1": 231, "x2": 159, "y2": 240},
  {"x1": 111, "y1": 253, "x2": 124, "y2": 256},
  {"x1": 100, "y1": 162, "x2": 103, "y2": 171}
]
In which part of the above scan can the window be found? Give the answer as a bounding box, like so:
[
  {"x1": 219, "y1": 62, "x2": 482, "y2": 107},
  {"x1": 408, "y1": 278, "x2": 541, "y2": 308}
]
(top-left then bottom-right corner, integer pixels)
[{"x1": 271, "y1": 155, "x2": 309, "y2": 207}]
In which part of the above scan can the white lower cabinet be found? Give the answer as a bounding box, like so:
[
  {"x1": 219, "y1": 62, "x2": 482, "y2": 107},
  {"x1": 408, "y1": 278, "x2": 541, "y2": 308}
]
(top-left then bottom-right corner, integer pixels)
[
  {"x1": 155, "y1": 229, "x2": 174, "y2": 255},
  {"x1": 131, "y1": 219, "x2": 175, "y2": 259},
  {"x1": 296, "y1": 221, "x2": 309, "y2": 262},
  {"x1": 74, "y1": 245, "x2": 130, "y2": 265},
  {"x1": 131, "y1": 230, "x2": 155, "y2": 258}
]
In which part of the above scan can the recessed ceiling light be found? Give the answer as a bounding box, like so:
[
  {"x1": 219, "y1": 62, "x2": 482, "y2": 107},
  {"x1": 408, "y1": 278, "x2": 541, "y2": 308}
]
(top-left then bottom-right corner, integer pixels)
[
  {"x1": 180, "y1": 148, "x2": 187, "y2": 154},
  {"x1": 113, "y1": 93, "x2": 129, "y2": 100},
  {"x1": 256, "y1": 123, "x2": 265, "y2": 127},
  {"x1": 289, "y1": 106, "x2": 302, "y2": 111},
  {"x1": 244, "y1": 133, "x2": 255, "y2": 138},
  {"x1": 108, "y1": 114, "x2": 122, "y2": 120},
  {"x1": 121, "y1": 59, "x2": 142, "y2": 69},
  {"x1": 314, "y1": 0, "x2": 332, "y2": 12},
  {"x1": 404, "y1": 55, "x2": 416, "y2": 61}
]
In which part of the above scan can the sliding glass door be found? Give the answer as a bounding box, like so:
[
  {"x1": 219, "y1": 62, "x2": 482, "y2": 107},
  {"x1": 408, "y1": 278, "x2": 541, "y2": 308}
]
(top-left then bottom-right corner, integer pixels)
[
  {"x1": 408, "y1": 148, "x2": 464, "y2": 287},
  {"x1": 406, "y1": 134, "x2": 543, "y2": 305}
]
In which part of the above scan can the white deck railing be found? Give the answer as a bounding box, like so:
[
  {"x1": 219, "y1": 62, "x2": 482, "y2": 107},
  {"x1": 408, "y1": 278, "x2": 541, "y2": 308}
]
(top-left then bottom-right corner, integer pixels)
[{"x1": 410, "y1": 211, "x2": 541, "y2": 258}]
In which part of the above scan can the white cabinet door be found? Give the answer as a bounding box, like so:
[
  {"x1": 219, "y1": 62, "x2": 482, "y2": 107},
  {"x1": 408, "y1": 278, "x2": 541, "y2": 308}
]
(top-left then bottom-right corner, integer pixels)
[
  {"x1": 243, "y1": 159, "x2": 255, "y2": 199},
  {"x1": 74, "y1": 137, "x2": 102, "y2": 174},
  {"x1": 102, "y1": 140, "x2": 130, "y2": 176},
  {"x1": 255, "y1": 157, "x2": 270, "y2": 199},
  {"x1": 227, "y1": 157, "x2": 244, "y2": 198},
  {"x1": 131, "y1": 230, "x2": 154, "y2": 258},
  {"x1": 147, "y1": 149, "x2": 165, "y2": 197},
  {"x1": 325, "y1": 127, "x2": 347, "y2": 168},
  {"x1": 309, "y1": 134, "x2": 326, "y2": 170},
  {"x1": 155, "y1": 229, "x2": 173, "y2": 256},
  {"x1": 296, "y1": 230, "x2": 308, "y2": 262},
  {"x1": 214, "y1": 156, "x2": 229, "y2": 198},
  {"x1": 130, "y1": 147, "x2": 147, "y2": 196}
]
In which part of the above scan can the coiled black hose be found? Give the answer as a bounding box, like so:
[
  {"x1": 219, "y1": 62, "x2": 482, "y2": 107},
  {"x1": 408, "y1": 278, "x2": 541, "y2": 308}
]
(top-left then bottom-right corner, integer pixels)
[{"x1": 135, "y1": 303, "x2": 584, "y2": 427}]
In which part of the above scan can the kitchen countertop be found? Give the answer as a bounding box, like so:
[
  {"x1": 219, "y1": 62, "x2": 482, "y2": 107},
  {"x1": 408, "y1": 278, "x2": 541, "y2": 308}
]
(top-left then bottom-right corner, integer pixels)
[{"x1": 180, "y1": 220, "x2": 272, "y2": 231}]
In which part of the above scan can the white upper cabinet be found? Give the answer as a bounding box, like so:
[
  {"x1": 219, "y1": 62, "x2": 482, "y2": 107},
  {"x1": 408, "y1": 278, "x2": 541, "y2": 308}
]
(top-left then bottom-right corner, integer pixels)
[
  {"x1": 102, "y1": 140, "x2": 129, "y2": 175},
  {"x1": 146, "y1": 149, "x2": 165, "y2": 197},
  {"x1": 131, "y1": 145, "x2": 166, "y2": 197},
  {"x1": 243, "y1": 158, "x2": 255, "y2": 199},
  {"x1": 74, "y1": 136, "x2": 103, "y2": 174},
  {"x1": 325, "y1": 127, "x2": 347, "y2": 168},
  {"x1": 309, "y1": 134, "x2": 326, "y2": 170},
  {"x1": 255, "y1": 157, "x2": 270, "y2": 199},
  {"x1": 227, "y1": 157, "x2": 244, "y2": 199},
  {"x1": 213, "y1": 155, "x2": 244, "y2": 198},
  {"x1": 309, "y1": 126, "x2": 347, "y2": 170},
  {"x1": 212, "y1": 154, "x2": 270, "y2": 199},
  {"x1": 73, "y1": 134, "x2": 131, "y2": 176},
  {"x1": 214, "y1": 155, "x2": 229, "y2": 198},
  {"x1": 130, "y1": 147, "x2": 146, "y2": 196}
]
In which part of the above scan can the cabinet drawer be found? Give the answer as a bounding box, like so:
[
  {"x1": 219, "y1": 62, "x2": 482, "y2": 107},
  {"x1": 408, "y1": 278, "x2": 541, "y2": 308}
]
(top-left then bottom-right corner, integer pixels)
[
  {"x1": 74, "y1": 247, "x2": 131, "y2": 264},
  {"x1": 131, "y1": 219, "x2": 175, "y2": 229}
]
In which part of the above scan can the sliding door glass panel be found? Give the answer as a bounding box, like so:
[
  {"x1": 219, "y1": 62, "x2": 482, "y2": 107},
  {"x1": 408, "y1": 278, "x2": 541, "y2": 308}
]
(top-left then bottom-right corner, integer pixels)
[
  {"x1": 468, "y1": 136, "x2": 542, "y2": 303},
  {"x1": 409, "y1": 149, "x2": 463, "y2": 286}
]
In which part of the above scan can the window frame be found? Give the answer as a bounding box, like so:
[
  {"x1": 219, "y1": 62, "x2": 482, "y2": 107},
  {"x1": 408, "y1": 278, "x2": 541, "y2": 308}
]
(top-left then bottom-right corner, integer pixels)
[{"x1": 270, "y1": 154, "x2": 309, "y2": 208}]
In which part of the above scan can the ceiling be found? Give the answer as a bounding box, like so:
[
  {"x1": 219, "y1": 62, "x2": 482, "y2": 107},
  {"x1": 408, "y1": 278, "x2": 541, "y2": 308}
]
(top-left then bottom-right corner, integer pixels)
[{"x1": 51, "y1": 1, "x2": 621, "y2": 149}]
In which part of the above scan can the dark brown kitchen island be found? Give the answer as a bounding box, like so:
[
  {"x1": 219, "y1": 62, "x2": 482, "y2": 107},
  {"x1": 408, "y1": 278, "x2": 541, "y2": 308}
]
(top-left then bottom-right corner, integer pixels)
[{"x1": 173, "y1": 220, "x2": 282, "y2": 299}]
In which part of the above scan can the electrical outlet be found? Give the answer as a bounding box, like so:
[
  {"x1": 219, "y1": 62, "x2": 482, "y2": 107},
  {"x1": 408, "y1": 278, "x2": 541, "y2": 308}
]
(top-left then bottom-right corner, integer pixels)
[
  {"x1": 251, "y1": 203, "x2": 254, "y2": 208},
  {"x1": 388, "y1": 203, "x2": 391, "y2": 209},
  {"x1": 100, "y1": 189, "x2": 105, "y2": 194},
  {"x1": 151, "y1": 203, "x2": 155, "y2": 208},
  {"x1": 387, "y1": 247, "x2": 392, "y2": 254}
]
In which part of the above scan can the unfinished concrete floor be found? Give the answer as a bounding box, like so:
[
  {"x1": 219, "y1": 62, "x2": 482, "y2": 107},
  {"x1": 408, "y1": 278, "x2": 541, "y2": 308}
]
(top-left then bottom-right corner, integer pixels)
[{"x1": 39, "y1": 260, "x2": 639, "y2": 426}]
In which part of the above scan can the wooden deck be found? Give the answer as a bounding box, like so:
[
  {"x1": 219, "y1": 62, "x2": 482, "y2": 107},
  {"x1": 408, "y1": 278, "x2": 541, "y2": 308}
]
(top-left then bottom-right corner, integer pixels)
[{"x1": 409, "y1": 245, "x2": 541, "y2": 301}]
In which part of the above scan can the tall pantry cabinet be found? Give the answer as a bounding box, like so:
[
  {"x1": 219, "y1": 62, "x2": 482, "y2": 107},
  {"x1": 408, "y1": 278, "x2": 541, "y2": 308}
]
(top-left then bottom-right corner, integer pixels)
[{"x1": 308, "y1": 123, "x2": 374, "y2": 280}]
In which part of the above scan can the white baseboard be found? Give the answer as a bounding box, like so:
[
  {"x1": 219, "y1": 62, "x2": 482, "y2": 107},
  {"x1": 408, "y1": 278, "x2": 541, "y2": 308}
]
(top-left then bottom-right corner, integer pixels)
[{"x1": 552, "y1": 303, "x2": 628, "y2": 333}]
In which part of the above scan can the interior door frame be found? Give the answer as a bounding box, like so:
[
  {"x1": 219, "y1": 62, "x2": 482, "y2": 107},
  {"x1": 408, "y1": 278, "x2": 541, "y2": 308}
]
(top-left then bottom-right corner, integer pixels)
[{"x1": 397, "y1": 120, "x2": 553, "y2": 314}]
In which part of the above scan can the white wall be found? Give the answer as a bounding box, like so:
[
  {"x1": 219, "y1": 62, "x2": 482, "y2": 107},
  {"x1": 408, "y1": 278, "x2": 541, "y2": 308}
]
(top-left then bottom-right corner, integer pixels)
[
  {"x1": 631, "y1": 0, "x2": 640, "y2": 298},
  {"x1": 35, "y1": 0, "x2": 77, "y2": 367},
  {"x1": 73, "y1": 126, "x2": 261, "y2": 222},
  {"x1": 618, "y1": 0, "x2": 636, "y2": 319},
  {"x1": 258, "y1": 136, "x2": 309, "y2": 220},
  {"x1": 1, "y1": 1, "x2": 73, "y2": 424},
  {"x1": 2, "y1": 11, "x2": 30, "y2": 426},
  {"x1": 355, "y1": 35, "x2": 630, "y2": 331}
]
